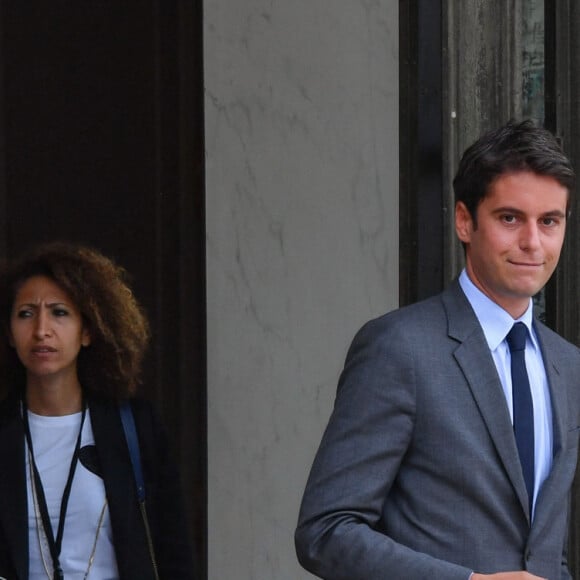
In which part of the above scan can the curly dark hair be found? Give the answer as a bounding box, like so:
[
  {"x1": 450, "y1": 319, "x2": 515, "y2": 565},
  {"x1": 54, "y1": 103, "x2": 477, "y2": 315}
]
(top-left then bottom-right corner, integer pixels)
[
  {"x1": 0, "y1": 241, "x2": 150, "y2": 400},
  {"x1": 454, "y1": 119, "x2": 575, "y2": 226}
]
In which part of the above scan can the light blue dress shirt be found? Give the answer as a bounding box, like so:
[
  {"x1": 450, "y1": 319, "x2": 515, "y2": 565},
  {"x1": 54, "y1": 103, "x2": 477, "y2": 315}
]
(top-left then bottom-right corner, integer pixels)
[{"x1": 459, "y1": 270, "x2": 553, "y2": 521}]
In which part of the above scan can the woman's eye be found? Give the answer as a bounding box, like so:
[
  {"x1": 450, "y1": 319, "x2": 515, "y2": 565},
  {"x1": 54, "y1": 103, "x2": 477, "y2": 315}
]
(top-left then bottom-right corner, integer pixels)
[
  {"x1": 16, "y1": 310, "x2": 32, "y2": 319},
  {"x1": 53, "y1": 308, "x2": 68, "y2": 317}
]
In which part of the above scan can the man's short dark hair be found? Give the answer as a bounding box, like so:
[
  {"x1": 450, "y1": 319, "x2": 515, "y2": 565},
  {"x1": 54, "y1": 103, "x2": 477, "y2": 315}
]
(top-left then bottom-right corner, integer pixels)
[{"x1": 453, "y1": 120, "x2": 575, "y2": 224}]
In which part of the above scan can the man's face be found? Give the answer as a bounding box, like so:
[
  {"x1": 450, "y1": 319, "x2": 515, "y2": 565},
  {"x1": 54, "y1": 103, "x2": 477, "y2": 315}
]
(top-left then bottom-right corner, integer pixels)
[{"x1": 455, "y1": 171, "x2": 568, "y2": 318}]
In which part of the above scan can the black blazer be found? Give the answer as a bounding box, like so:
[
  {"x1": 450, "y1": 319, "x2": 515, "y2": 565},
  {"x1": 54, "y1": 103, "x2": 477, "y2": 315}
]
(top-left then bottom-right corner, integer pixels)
[{"x1": 0, "y1": 393, "x2": 195, "y2": 579}]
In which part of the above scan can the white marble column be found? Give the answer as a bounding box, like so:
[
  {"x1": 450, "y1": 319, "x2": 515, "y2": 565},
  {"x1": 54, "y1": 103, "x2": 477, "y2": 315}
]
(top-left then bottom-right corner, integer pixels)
[{"x1": 205, "y1": 2, "x2": 399, "y2": 577}]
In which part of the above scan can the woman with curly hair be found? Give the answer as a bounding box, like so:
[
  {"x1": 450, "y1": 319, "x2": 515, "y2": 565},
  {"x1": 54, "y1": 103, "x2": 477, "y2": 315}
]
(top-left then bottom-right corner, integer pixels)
[{"x1": 0, "y1": 242, "x2": 194, "y2": 580}]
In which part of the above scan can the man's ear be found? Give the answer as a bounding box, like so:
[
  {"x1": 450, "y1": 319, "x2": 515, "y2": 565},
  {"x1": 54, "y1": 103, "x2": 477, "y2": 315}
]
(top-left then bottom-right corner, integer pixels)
[{"x1": 455, "y1": 201, "x2": 474, "y2": 244}]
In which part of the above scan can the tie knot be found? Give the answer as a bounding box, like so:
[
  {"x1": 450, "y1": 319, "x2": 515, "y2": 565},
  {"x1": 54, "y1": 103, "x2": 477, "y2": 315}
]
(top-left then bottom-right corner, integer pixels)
[{"x1": 506, "y1": 322, "x2": 527, "y2": 352}]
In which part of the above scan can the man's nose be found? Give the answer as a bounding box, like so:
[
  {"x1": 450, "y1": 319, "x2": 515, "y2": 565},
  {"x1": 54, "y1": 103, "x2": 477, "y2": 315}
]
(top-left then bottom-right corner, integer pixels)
[{"x1": 520, "y1": 221, "x2": 541, "y2": 250}]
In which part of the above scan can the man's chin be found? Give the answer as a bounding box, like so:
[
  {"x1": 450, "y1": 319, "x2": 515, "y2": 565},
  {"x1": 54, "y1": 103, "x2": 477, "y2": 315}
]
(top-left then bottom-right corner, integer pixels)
[{"x1": 510, "y1": 284, "x2": 547, "y2": 300}]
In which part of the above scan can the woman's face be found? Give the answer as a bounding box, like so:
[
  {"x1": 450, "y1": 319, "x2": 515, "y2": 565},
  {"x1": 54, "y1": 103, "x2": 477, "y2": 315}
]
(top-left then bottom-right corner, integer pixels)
[{"x1": 9, "y1": 275, "x2": 91, "y2": 382}]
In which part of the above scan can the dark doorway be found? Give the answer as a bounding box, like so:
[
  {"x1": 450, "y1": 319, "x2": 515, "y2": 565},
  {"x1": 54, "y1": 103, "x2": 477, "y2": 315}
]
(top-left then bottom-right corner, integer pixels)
[
  {"x1": 399, "y1": 0, "x2": 444, "y2": 306},
  {"x1": 0, "y1": 2, "x2": 206, "y2": 576}
]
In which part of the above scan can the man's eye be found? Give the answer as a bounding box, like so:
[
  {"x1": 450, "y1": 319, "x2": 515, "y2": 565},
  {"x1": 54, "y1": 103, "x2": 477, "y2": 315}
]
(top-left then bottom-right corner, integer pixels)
[{"x1": 502, "y1": 215, "x2": 516, "y2": 223}]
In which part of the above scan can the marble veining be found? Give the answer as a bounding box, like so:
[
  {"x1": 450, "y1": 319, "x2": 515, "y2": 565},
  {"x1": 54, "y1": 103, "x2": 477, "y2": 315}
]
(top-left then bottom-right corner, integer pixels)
[{"x1": 205, "y1": 1, "x2": 399, "y2": 578}]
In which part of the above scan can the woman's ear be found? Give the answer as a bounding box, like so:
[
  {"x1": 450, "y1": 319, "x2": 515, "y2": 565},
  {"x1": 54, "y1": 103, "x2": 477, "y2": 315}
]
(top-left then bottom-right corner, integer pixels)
[{"x1": 81, "y1": 327, "x2": 91, "y2": 347}]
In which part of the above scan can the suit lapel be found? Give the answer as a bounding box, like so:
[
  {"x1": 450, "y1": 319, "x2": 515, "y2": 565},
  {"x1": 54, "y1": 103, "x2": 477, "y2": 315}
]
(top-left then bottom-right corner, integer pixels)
[
  {"x1": 442, "y1": 282, "x2": 531, "y2": 519},
  {"x1": 0, "y1": 394, "x2": 29, "y2": 579},
  {"x1": 534, "y1": 322, "x2": 566, "y2": 459},
  {"x1": 527, "y1": 322, "x2": 569, "y2": 534},
  {"x1": 89, "y1": 397, "x2": 150, "y2": 578}
]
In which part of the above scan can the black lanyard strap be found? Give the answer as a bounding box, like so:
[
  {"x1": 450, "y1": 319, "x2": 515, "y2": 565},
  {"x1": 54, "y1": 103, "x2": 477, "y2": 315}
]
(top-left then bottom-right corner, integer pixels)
[{"x1": 22, "y1": 397, "x2": 87, "y2": 580}]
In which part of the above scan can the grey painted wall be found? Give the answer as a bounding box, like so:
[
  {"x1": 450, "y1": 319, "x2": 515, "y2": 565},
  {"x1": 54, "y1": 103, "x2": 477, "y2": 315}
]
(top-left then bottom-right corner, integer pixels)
[{"x1": 205, "y1": 2, "x2": 399, "y2": 577}]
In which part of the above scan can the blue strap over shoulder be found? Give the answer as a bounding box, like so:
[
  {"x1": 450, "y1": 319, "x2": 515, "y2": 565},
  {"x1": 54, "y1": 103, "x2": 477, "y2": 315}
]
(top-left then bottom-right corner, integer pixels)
[{"x1": 119, "y1": 400, "x2": 146, "y2": 503}]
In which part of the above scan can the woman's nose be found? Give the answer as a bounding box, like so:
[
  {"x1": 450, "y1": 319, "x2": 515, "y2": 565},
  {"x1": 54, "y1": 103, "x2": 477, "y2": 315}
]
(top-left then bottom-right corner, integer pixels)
[{"x1": 33, "y1": 310, "x2": 51, "y2": 338}]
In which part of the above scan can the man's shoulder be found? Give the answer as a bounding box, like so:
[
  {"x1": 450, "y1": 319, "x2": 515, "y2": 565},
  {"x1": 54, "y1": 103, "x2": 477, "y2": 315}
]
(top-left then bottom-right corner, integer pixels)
[
  {"x1": 369, "y1": 282, "x2": 467, "y2": 325},
  {"x1": 354, "y1": 285, "x2": 463, "y2": 343},
  {"x1": 534, "y1": 318, "x2": 580, "y2": 359}
]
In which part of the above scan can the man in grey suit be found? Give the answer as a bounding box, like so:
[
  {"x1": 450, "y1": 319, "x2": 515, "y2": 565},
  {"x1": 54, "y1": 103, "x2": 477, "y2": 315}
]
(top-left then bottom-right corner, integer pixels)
[{"x1": 295, "y1": 120, "x2": 580, "y2": 580}]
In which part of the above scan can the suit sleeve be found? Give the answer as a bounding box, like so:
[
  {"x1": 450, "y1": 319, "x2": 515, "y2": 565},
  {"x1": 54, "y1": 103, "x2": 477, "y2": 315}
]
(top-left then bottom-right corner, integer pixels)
[{"x1": 294, "y1": 318, "x2": 472, "y2": 580}]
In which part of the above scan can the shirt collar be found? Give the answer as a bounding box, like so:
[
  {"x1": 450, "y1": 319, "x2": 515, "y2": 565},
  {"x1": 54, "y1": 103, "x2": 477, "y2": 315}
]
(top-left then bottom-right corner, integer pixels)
[{"x1": 458, "y1": 269, "x2": 537, "y2": 352}]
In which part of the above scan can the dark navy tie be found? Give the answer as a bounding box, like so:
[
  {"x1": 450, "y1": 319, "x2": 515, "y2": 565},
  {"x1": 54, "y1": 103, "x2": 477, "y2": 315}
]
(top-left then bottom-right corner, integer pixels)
[{"x1": 506, "y1": 322, "x2": 535, "y2": 515}]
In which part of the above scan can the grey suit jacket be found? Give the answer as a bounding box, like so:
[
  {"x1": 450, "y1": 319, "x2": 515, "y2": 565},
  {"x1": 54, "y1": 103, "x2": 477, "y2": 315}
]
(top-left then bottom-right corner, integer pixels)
[{"x1": 295, "y1": 280, "x2": 580, "y2": 580}]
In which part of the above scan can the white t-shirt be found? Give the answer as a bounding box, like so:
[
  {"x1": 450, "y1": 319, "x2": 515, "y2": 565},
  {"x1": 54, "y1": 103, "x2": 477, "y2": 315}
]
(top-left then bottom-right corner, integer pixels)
[{"x1": 26, "y1": 409, "x2": 120, "y2": 580}]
